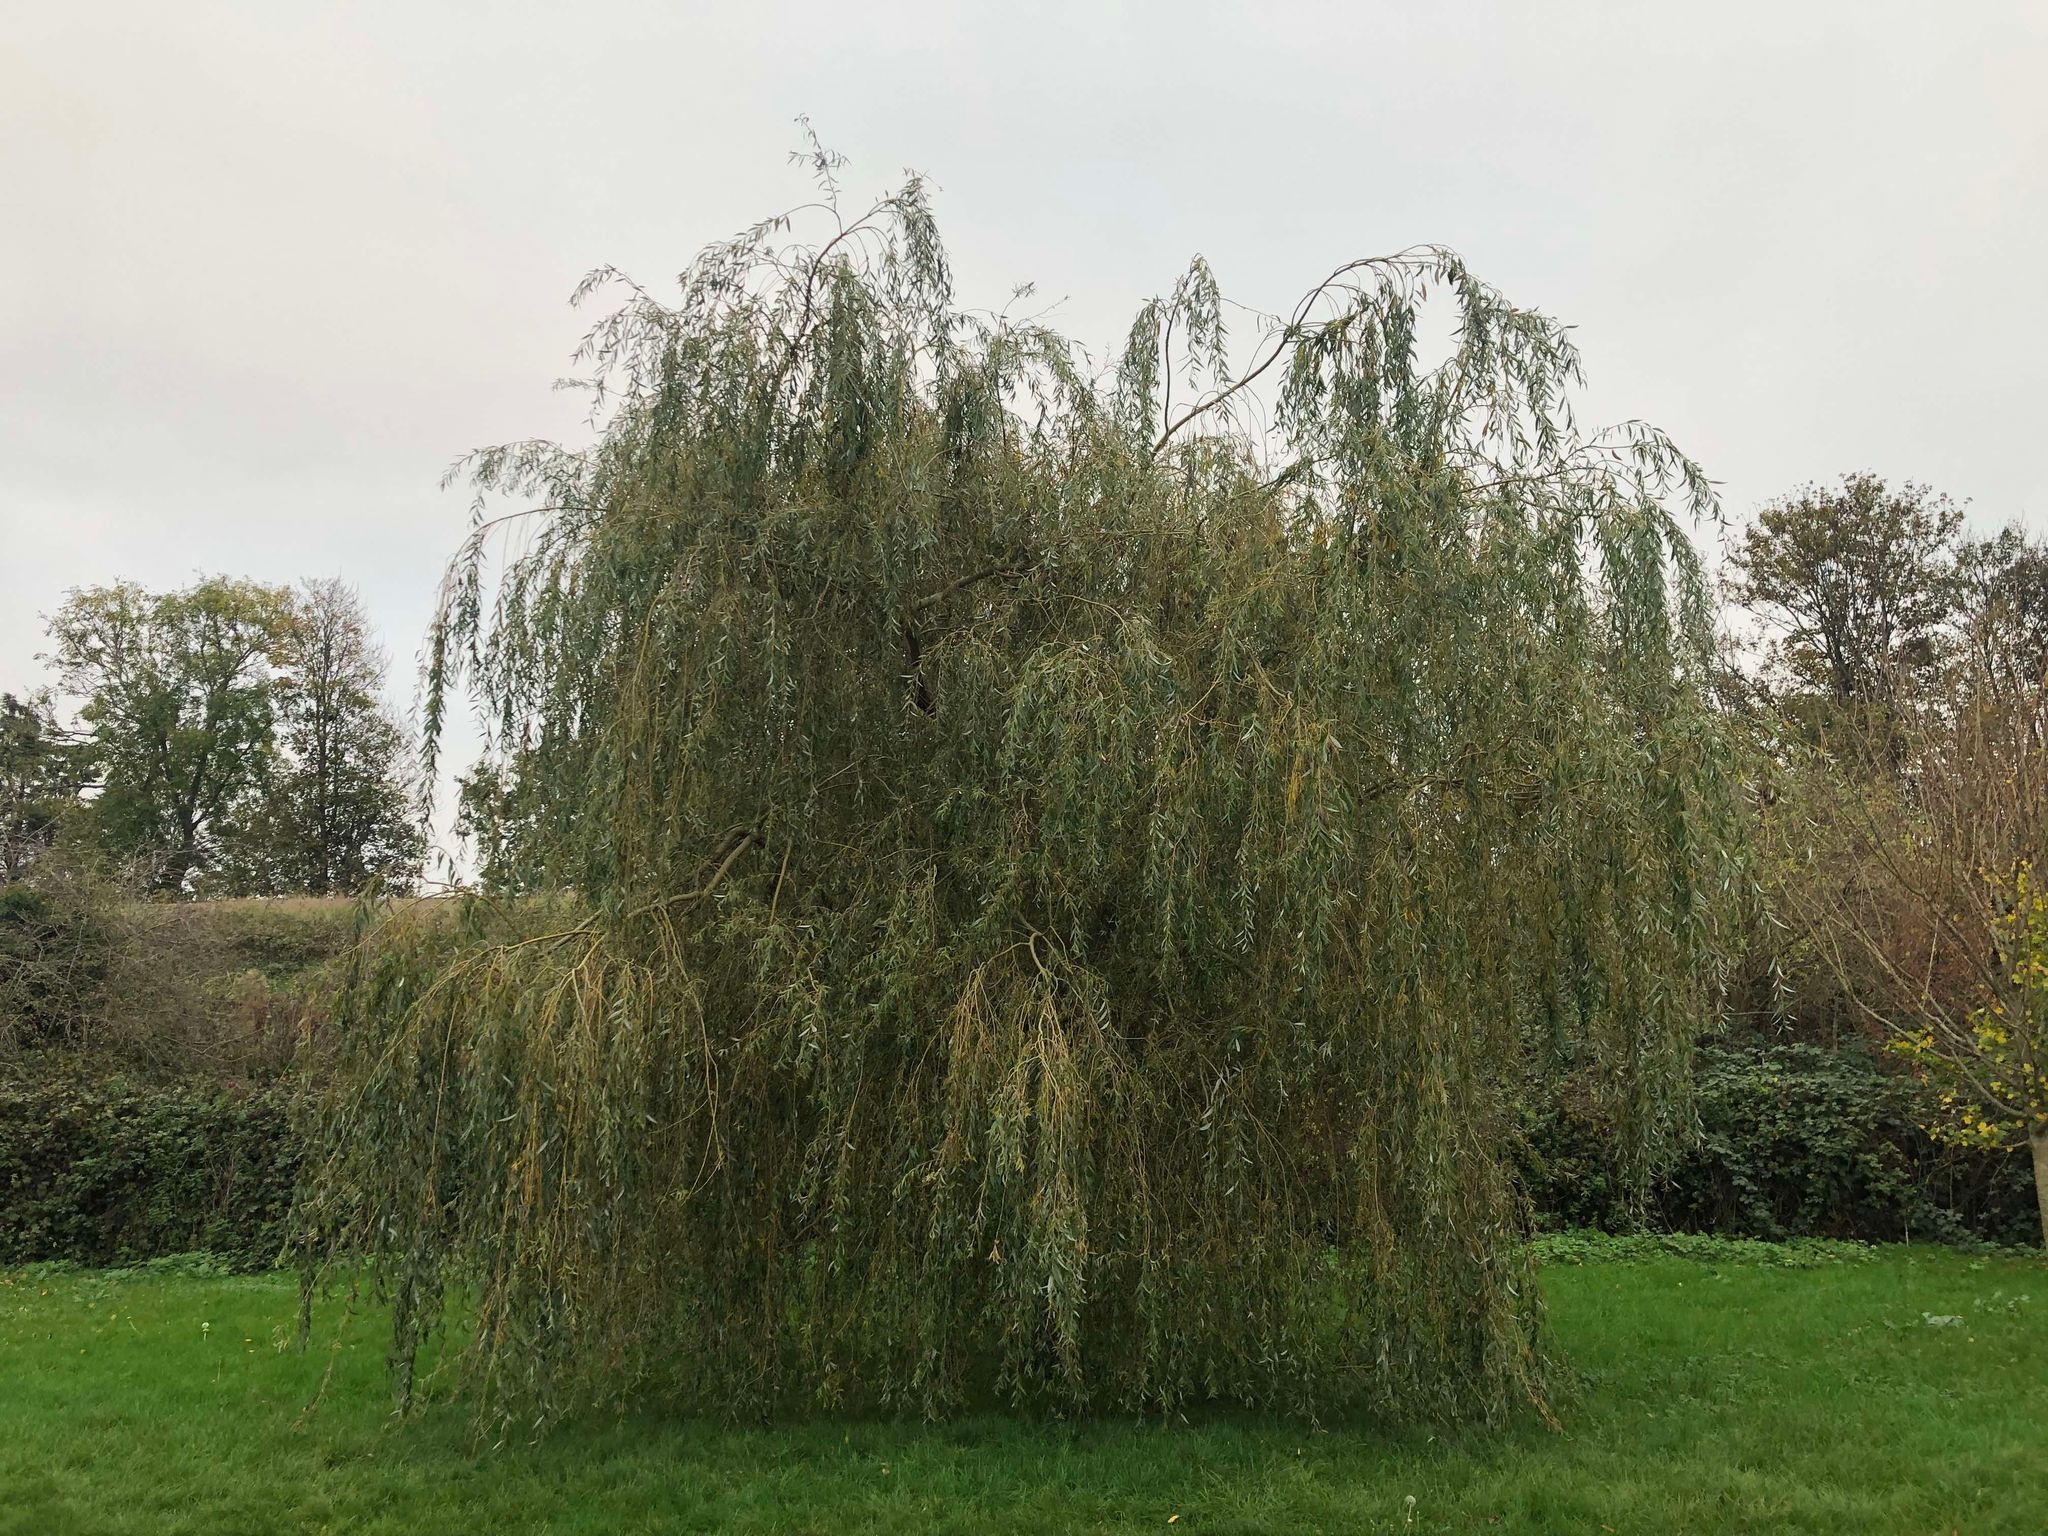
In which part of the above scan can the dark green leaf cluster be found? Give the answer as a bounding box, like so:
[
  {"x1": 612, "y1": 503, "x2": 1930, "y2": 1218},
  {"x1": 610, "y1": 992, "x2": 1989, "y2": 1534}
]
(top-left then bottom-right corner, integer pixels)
[
  {"x1": 45, "y1": 577, "x2": 291, "y2": 894},
  {"x1": 0, "y1": 1069, "x2": 299, "y2": 1270},
  {"x1": 1519, "y1": 1042, "x2": 2040, "y2": 1246},
  {"x1": 304, "y1": 171, "x2": 1741, "y2": 1429},
  {"x1": 214, "y1": 580, "x2": 424, "y2": 897}
]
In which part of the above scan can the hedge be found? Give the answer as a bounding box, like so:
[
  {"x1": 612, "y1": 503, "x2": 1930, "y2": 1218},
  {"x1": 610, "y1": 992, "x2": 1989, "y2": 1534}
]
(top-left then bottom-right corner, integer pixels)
[
  {"x1": 0, "y1": 1041, "x2": 2035, "y2": 1273},
  {"x1": 0, "y1": 1073, "x2": 299, "y2": 1270},
  {"x1": 1518, "y1": 1042, "x2": 2040, "y2": 1247}
]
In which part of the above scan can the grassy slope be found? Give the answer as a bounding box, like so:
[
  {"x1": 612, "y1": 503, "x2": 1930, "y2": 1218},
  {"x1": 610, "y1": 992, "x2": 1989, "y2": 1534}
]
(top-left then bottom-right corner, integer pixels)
[{"x1": 1, "y1": 1245, "x2": 2043, "y2": 1535}]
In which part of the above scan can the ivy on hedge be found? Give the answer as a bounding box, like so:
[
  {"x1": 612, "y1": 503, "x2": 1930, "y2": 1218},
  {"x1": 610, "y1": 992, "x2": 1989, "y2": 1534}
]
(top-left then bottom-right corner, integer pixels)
[
  {"x1": 1519, "y1": 1042, "x2": 2040, "y2": 1247},
  {"x1": 0, "y1": 1073, "x2": 298, "y2": 1270}
]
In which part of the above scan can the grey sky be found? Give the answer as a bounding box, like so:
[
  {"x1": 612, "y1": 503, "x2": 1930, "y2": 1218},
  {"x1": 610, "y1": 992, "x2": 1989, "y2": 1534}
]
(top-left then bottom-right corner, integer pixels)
[{"x1": 6, "y1": 0, "x2": 2046, "y2": 850}]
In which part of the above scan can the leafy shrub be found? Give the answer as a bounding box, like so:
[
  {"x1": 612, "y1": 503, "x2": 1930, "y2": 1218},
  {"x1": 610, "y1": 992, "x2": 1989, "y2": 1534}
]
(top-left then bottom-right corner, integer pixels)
[
  {"x1": 0, "y1": 1070, "x2": 299, "y2": 1270},
  {"x1": 0, "y1": 853, "x2": 115, "y2": 1051},
  {"x1": 1519, "y1": 1041, "x2": 2040, "y2": 1246},
  {"x1": 1665, "y1": 1043, "x2": 1925, "y2": 1239},
  {"x1": 1516, "y1": 1068, "x2": 1637, "y2": 1231},
  {"x1": 1, "y1": 888, "x2": 363, "y2": 1076},
  {"x1": 2, "y1": 1037, "x2": 2029, "y2": 1276},
  {"x1": 1530, "y1": 1229, "x2": 1874, "y2": 1268}
]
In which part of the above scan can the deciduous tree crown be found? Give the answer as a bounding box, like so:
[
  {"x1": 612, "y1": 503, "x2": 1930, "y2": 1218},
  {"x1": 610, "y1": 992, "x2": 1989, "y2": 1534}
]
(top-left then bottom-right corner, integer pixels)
[{"x1": 300, "y1": 160, "x2": 1741, "y2": 1430}]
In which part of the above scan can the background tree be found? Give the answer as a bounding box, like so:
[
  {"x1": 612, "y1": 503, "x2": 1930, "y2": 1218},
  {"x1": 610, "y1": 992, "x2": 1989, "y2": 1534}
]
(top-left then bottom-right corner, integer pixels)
[
  {"x1": 452, "y1": 747, "x2": 553, "y2": 895},
  {"x1": 1726, "y1": 473, "x2": 1963, "y2": 750},
  {"x1": 1777, "y1": 640, "x2": 2048, "y2": 1246},
  {"x1": 1956, "y1": 525, "x2": 2048, "y2": 705},
  {"x1": 1889, "y1": 859, "x2": 2048, "y2": 1246},
  {"x1": 220, "y1": 579, "x2": 422, "y2": 896},
  {"x1": 299, "y1": 166, "x2": 1739, "y2": 1431},
  {"x1": 45, "y1": 578, "x2": 293, "y2": 894},
  {"x1": 0, "y1": 691, "x2": 87, "y2": 883},
  {"x1": 0, "y1": 692, "x2": 104, "y2": 1052}
]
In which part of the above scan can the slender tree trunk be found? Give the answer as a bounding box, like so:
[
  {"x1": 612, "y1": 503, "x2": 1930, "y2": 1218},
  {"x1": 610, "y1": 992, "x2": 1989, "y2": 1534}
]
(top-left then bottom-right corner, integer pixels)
[{"x1": 2033, "y1": 1128, "x2": 2048, "y2": 1252}]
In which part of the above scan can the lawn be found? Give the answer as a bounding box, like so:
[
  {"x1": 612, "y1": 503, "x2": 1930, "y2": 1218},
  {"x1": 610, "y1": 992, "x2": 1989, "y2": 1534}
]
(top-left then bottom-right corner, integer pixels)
[{"x1": 1, "y1": 1238, "x2": 2043, "y2": 1534}]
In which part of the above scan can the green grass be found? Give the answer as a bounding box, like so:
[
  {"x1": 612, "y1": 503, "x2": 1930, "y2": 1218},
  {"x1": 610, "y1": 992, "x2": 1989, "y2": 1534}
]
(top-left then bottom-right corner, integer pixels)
[{"x1": 2, "y1": 1240, "x2": 2043, "y2": 1534}]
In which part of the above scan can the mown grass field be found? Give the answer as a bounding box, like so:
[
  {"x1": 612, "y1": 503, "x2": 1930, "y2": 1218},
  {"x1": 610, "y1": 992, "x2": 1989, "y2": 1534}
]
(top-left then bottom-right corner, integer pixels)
[{"x1": 1, "y1": 1239, "x2": 2043, "y2": 1535}]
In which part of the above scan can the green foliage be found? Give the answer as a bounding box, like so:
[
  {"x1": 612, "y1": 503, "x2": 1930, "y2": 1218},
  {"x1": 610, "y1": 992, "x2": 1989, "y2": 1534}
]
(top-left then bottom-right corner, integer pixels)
[
  {"x1": 1746, "y1": 593, "x2": 2048, "y2": 1243},
  {"x1": 0, "y1": 1070, "x2": 298, "y2": 1270},
  {"x1": 217, "y1": 579, "x2": 423, "y2": 897},
  {"x1": 1726, "y1": 472, "x2": 1963, "y2": 735},
  {"x1": 1674, "y1": 1045, "x2": 1933, "y2": 1239},
  {"x1": 1527, "y1": 1228, "x2": 1875, "y2": 1268},
  {"x1": 46, "y1": 577, "x2": 295, "y2": 894},
  {"x1": 1519, "y1": 1042, "x2": 2041, "y2": 1247},
  {"x1": 40, "y1": 576, "x2": 417, "y2": 901},
  {"x1": 0, "y1": 690, "x2": 88, "y2": 881},
  {"x1": 303, "y1": 165, "x2": 1739, "y2": 1430},
  {"x1": 452, "y1": 750, "x2": 554, "y2": 894}
]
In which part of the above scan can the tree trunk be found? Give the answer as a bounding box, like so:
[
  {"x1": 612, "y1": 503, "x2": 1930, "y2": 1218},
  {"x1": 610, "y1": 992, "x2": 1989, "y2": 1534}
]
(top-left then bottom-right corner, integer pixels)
[{"x1": 2033, "y1": 1128, "x2": 2048, "y2": 1252}]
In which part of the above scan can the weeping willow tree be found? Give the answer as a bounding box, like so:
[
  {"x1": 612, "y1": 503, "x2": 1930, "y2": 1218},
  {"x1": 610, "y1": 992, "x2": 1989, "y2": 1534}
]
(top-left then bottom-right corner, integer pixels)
[{"x1": 297, "y1": 153, "x2": 1739, "y2": 1431}]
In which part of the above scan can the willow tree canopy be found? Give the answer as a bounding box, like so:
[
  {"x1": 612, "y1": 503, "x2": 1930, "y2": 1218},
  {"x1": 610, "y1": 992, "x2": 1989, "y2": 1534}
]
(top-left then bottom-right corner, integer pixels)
[{"x1": 299, "y1": 160, "x2": 1737, "y2": 1431}]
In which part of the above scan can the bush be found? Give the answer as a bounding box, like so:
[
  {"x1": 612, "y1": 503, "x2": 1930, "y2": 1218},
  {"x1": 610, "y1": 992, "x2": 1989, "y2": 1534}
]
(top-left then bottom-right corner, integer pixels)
[
  {"x1": 1519, "y1": 1041, "x2": 2040, "y2": 1246},
  {"x1": 1, "y1": 884, "x2": 362, "y2": 1076},
  {"x1": 1529, "y1": 1229, "x2": 1874, "y2": 1268},
  {"x1": 109, "y1": 897, "x2": 361, "y2": 983},
  {"x1": 0, "y1": 854, "x2": 115, "y2": 1051},
  {"x1": 1669, "y1": 1044, "x2": 1922, "y2": 1239},
  {"x1": 0, "y1": 1070, "x2": 299, "y2": 1270},
  {"x1": 97, "y1": 897, "x2": 359, "y2": 1075}
]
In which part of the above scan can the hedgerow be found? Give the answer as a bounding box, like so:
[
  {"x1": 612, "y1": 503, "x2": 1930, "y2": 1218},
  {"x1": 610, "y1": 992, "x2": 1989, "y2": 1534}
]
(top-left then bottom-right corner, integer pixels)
[{"x1": 0, "y1": 1071, "x2": 299, "y2": 1270}]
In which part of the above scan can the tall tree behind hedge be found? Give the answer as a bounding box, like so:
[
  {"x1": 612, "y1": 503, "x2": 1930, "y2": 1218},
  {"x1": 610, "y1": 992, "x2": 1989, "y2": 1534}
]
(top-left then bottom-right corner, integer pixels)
[
  {"x1": 46, "y1": 578, "x2": 292, "y2": 894},
  {"x1": 0, "y1": 691, "x2": 87, "y2": 882},
  {"x1": 1958, "y1": 525, "x2": 2048, "y2": 703},
  {"x1": 1725, "y1": 473, "x2": 1962, "y2": 753},
  {"x1": 223, "y1": 579, "x2": 422, "y2": 896},
  {"x1": 300, "y1": 160, "x2": 1739, "y2": 1431}
]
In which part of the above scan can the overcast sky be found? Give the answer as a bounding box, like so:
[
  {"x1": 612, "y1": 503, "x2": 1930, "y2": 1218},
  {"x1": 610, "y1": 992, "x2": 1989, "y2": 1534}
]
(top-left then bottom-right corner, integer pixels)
[{"x1": 5, "y1": 0, "x2": 2046, "y2": 845}]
